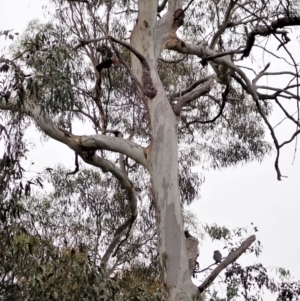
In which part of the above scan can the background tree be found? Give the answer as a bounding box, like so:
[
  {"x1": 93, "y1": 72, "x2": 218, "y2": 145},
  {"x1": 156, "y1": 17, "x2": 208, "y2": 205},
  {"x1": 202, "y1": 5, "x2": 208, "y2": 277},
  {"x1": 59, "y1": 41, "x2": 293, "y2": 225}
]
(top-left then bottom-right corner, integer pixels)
[
  {"x1": 1, "y1": 0, "x2": 300, "y2": 300},
  {"x1": 0, "y1": 164, "x2": 298, "y2": 301}
]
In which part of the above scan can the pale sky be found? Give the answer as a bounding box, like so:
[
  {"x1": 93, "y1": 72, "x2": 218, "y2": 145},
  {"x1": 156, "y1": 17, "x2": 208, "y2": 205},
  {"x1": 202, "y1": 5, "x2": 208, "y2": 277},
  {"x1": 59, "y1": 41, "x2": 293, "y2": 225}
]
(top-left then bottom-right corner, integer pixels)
[{"x1": 1, "y1": 0, "x2": 300, "y2": 299}]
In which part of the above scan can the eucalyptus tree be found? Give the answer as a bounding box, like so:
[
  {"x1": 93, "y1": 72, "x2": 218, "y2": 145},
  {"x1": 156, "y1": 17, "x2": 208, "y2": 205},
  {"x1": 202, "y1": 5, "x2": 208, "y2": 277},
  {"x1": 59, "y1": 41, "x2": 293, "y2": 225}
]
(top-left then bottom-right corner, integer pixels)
[{"x1": 1, "y1": 0, "x2": 300, "y2": 300}]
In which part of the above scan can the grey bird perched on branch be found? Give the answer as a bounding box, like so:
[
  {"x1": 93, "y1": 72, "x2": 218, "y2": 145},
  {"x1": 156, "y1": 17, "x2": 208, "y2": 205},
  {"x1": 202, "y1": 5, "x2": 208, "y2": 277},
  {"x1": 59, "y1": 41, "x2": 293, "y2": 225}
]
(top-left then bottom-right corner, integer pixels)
[
  {"x1": 184, "y1": 230, "x2": 199, "y2": 277},
  {"x1": 213, "y1": 250, "x2": 222, "y2": 263}
]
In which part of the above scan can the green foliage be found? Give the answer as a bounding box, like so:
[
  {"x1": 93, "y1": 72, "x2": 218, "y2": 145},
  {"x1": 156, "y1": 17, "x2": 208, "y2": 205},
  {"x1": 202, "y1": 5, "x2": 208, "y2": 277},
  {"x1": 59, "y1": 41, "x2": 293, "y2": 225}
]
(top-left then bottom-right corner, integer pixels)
[
  {"x1": 12, "y1": 21, "x2": 78, "y2": 115},
  {"x1": 116, "y1": 263, "x2": 167, "y2": 300},
  {"x1": 205, "y1": 224, "x2": 231, "y2": 240},
  {"x1": 0, "y1": 224, "x2": 118, "y2": 300},
  {"x1": 225, "y1": 263, "x2": 278, "y2": 299},
  {"x1": 0, "y1": 165, "x2": 161, "y2": 300},
  {"x1": 200, "y1": 222, "x2": 300, "y2": 301}
]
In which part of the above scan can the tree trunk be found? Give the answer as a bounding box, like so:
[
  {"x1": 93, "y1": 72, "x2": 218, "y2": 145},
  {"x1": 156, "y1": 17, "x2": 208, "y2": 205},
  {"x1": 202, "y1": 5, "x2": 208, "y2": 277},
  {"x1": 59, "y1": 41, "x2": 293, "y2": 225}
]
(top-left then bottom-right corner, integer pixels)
[
  {"x1": 130, "y1": 1, "x2": 197, "y2": 298},
  {"x1": 148, "y1": 95, "x2": 197, "y2": 300}
]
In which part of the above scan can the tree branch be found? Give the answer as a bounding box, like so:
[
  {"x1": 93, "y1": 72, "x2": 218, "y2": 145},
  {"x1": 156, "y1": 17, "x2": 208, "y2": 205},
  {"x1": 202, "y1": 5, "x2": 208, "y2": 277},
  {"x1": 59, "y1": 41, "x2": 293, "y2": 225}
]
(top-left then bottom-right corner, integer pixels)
[
  {"x1": 198, "y1": 235, "x2": 256, "y2": 293},
  {"x1": 173, "y1": 77, "x2": 214, "y2": 115},
  {"x1": 79, "y1": 153, "x2": 137, "y2": 269},
  {"x1": 241, "y1": 17, "x2": 300, "y2": 59},
  {"x1": 182, "y1": 85, "x2": 230, "y2": 126},
  {"x1": 171, "y1": 75, "x2": 213, "y2": 99},
  {"x1": 66, "y1": 152, "x2": 79, "y2": 176},
  {"x1": 210, "y1": 0, "x2": 237, "y2": 49},
  {"x1": 73, "y1": 35, "x2": 157, "y2": 99},
  {"x1": 165, "y1": 31, "x2": 299, "y2": 180},
  {"x1": 0, "y1": 98, "x2": 147, "y2": 167},
  {"x1": 164, "y1": 38, "x2": 241, "y2": 85},
  {"x1": 157, "y1": 0, "x2": 168, "y2": 13}
]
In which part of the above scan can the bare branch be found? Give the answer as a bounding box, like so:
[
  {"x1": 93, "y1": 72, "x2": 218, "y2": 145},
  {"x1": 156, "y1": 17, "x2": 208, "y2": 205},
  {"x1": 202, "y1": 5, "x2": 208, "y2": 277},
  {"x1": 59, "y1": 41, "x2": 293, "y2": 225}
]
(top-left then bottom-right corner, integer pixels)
[
  {"x1": 0, "y1": 98, "x2": 147, "y2": 167},
  {"x1": 164, "y1": 38, "x2": 241, "y2": 85},
  {"x1": 254, "y1": 44, "x2": 295, "y2": 66},
  {"x1": 257, "y1": 71, "x2": 300, "y2": 80},
  {"x1": 275, "y1": 99, "x2": 300, "y2": 127},
  {"x1": 279, "y1": 129, "x2": 300, "y2": 148},
  {"x1": 66, "y1": 152, "x2": 79, "y2": 176},
  {"x1": 171, "y1": 75, "x2": 213, "y2": 98},
  {"x1": 210, "y1": 0, "x2": 237, "y2": 49},
  {"x1": 173, "y1": 77, "x2": 214, "y2": 115},
  {"x1": 198, "y1": 235, "x2": 256, "y2": 293},
  {"x1": 199, "y1": 84, "x2": 229, "y2": 124},
  {"x1": 227, "y1": 61, "x2": 286, "y2": 179},
  {"x1": 201, "y1": 48, "x2": 244, "y2": 65},
  {"x1": 256, "y1": 86, "x2": 300, "y2": 100},
  {"x1": 272, "y1": 16, "x2": 300, "y2": 29},
  {"x1": 180, "y1": 0, "x2": 195, "y2": 17},
  {"x1": 157, "y1": 0, "x2": 168, "y2": 13},
  {"x1": 241, "y1": 14, "x2": 300, "y2": 58},
  {"x1": 183, "y1": 84, "x2": 230, "y2": 126}
]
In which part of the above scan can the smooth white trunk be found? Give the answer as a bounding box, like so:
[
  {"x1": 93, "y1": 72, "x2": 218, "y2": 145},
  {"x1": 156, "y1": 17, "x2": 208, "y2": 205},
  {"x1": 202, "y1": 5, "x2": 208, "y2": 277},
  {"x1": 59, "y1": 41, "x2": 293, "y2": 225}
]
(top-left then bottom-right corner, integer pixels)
[
  {"x1": 147, "y1": 90, "x2": 197, "y2": 300},
  {"x1": 130, "y1": 1, "x2": 197, "y2": 298}
]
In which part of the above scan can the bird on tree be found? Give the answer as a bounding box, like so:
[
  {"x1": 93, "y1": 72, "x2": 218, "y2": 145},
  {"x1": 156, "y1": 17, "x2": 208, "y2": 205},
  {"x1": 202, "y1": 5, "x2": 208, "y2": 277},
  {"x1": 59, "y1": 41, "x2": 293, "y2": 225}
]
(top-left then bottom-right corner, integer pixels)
[
  {"x1": 95, "y1": 45, "x2": 119, "y2": 72},
  {"x1": 213, "y1": 250, "x2": 222, "y2": 264},
  {"x1": 184, "y1": 230, "x2": 199, "y2": 277}
]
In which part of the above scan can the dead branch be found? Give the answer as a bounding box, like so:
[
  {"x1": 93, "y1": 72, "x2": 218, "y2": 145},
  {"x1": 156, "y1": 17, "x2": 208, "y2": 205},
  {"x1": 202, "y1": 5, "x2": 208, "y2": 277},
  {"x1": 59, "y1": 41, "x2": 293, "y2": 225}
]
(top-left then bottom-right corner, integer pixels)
[
  {"x1": 66, "y1": 152, "x2": 79, "y2": 176},
  {"x1": 198, "y1": 235, "x2": 256, "y2": 293},
  {"x1": 241, "y1": 17, "x2": 300, "y2": 59}
]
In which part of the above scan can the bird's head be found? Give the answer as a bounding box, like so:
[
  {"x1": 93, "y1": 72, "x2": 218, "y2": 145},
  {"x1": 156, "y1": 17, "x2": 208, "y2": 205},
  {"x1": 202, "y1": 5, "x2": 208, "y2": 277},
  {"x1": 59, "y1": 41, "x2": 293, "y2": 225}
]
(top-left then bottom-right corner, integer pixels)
[{"x1": 184, "y1": 230, "x2": 192, "y2": 238}]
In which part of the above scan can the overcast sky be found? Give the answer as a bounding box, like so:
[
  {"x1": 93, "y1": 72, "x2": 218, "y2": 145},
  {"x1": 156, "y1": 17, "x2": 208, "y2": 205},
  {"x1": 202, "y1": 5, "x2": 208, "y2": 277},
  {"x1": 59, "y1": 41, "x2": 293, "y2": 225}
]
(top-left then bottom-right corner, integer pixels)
[{"x1": 1, "y1": 0, "x2": 300, "y2": 299}]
